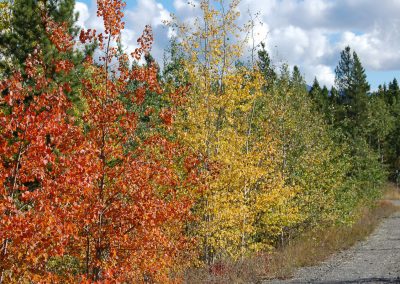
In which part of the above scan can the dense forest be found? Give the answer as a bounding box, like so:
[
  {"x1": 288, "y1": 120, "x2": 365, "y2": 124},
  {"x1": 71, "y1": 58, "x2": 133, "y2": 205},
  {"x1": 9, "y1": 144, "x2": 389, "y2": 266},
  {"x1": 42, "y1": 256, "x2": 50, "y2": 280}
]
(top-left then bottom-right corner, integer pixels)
[{"x1": 0, "y1": 0, "x2": 399, "y2": 282}]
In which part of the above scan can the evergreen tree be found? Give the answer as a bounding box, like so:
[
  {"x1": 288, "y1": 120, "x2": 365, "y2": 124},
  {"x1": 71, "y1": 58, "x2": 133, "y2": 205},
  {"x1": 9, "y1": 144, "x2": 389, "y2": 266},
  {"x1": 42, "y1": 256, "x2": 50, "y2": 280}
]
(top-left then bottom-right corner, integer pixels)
[
  {"x1": 0, "y1": 0, "x2": 88, "y2": 112},
  {"x1": 291, "y1": 65, "x2": 305, "y2": 88},
  {"x1": 329, "y1": 86, "x2": 340, "y2": 105},
  {"x1": 309, "y1": 77, "x2": 329, "y2": 116},
  {"x1": 321, "y1": 86, "x2": 329, "y2": 102},
  {"x1": 387, "y1": 78, "x2": 400, "y2": 105},
  {"x1": 332, "y1": 46, "x2": 386, "y2": 210},
  {"x1": 347, "y1": 51, "x2": 370, "y2": 135},
  {"x1": 384, "y1": 78, "x2": 400, "y2": 180},
  {"x1": 0, "y1": 0, "x2": 79, "y2": 75},
  {"x1": 334, "y1": 46, "x2": 353, "y2": 95},
  {"x1": 334, "y1": 47, "x2": 370, "y2": 137},
  {"x1": 309, "y1": 77, "x2": 322, "y2": 94},
  {"x1": 257, "y1": 42, "x2": 276, "y2": 89}
]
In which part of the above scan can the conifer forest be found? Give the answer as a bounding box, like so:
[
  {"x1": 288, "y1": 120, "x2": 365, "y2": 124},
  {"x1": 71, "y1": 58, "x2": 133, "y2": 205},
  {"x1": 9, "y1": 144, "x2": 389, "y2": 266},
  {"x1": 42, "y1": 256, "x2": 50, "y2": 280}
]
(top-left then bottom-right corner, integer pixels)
[{"x1": 0, "y1": 0, "x2": 399, "y2": 283}]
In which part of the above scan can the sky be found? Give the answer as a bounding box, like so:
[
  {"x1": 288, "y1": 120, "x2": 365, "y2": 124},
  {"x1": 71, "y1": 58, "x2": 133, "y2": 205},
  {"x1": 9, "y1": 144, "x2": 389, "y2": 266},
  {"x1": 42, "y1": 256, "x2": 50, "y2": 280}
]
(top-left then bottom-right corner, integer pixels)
[{"x1": 75, "y1": 0, "x2": 400, "y2": 90}]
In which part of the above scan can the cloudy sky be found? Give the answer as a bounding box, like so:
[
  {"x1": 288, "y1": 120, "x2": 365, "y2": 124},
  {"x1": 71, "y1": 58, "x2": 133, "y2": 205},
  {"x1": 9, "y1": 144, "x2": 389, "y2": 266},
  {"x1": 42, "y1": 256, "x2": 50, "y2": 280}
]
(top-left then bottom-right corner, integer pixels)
[{"x1": 75, "y1": 0, "x2": 400, "y2": 90}]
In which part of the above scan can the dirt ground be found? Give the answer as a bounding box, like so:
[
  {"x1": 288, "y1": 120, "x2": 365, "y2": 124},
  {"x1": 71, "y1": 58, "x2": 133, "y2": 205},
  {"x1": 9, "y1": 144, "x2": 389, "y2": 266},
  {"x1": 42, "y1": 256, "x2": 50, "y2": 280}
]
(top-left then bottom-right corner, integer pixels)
[{"x1": 263, "y1": 200, "x2": 400, "y2": 284}]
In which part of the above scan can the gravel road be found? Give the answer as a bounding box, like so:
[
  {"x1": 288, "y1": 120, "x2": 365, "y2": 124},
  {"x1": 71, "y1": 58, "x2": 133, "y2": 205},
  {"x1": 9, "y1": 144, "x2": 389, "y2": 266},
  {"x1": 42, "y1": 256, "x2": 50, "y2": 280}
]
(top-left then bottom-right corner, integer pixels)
[{"x1": 263, "y1": 200, "x2": 400, "y2": 284}]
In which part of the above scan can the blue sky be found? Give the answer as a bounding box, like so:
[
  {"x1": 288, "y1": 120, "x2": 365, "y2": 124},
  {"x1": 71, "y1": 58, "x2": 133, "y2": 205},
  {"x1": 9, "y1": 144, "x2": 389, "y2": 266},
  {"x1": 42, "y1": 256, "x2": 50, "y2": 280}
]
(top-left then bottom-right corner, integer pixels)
[{"x1": 75, "y1": 0, "x2": 400, "y2": 90}]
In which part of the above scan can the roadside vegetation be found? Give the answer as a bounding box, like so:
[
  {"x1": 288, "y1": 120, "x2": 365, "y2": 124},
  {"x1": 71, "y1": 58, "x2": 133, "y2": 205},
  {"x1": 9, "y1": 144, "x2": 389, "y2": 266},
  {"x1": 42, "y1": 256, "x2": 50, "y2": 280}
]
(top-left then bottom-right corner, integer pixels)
[
  {"x1": 185, "y1": 184, "x2": 400, "y2": 283},
  {"x1": 0, "y1": 0, "x2": 399, "y2": 282}
]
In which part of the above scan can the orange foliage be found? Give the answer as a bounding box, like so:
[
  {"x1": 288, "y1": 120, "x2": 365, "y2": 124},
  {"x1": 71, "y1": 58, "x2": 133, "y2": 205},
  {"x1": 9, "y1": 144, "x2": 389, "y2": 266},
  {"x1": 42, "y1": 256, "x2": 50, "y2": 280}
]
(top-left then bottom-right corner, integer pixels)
[{"x1": 0, "y1": 1, "x2": 200, "y2": 283}]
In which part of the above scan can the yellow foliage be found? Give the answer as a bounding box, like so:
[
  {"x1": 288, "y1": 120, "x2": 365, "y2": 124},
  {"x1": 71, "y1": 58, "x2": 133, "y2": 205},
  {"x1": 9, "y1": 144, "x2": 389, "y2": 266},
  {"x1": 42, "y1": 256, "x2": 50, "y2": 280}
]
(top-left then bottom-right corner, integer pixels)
[{"x1": 171, "y1": 0, "x2": 300, "y2": 262}]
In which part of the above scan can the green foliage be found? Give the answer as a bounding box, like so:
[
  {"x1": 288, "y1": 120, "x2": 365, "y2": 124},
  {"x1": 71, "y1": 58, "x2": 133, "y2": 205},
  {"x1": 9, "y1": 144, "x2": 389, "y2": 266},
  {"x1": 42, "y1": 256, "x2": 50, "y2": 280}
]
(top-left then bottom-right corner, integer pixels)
[
  {"x1": 371, "y1": 78, "x2": 400, "y2": 180},
  {"x1": 261, "y1": 65, "x2": 350, "y2": 232},
  {"x1": 328, "y1": 46, "x2": 388, "y2": 221},
  {"x1": 1, "y1": 0, "x2": 399, "y2": 277},
  {"x1": 46, "y1": 256, "x2": 83, "y2": 277},
  {"x1": 309, "y1": 77, "x2": 329, "y2": 118},
  {"x1": 257, "y1": 42, "x2": 276, "y2": 89},
  {"x1": 0, "y1": 0, "x2": 78, "y2": 73},
  {"x1": 0, "y1": 0, "x2": 90, "y2": 107}
]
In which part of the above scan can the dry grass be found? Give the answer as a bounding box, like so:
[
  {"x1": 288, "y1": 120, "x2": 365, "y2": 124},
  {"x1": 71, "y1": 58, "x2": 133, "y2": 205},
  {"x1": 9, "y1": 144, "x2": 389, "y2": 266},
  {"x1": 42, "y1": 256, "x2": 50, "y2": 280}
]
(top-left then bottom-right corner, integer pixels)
[
  {"x1": 262, "y1": 199, "x2": 399, "y2": 281},
  {"x1": 185, "y1": 185, "x2": 400, "y2": 284},
  {"x1": 382, "y1": 183, "x2": 400, "y2": 200}
]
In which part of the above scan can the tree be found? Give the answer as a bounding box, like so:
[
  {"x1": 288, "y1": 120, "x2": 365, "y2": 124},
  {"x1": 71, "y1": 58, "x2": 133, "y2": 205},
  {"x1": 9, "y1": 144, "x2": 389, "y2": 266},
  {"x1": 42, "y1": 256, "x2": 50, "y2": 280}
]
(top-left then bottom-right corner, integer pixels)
[
  {"x1": 384, "y1": 78, "x2": 400, "y2": 180},
  {"x1": 367, "y1": 94, "x2": 394, "y2": 163},
  {"x1": 0, "y1": 1, "x2": 199, "y2": 282},
  {"x1": 310, "y1": 77, "x2": 322, "y2": 95},
  {"x1": 162, "y1": 38, "x2": 189, "y2": 90},
  {"x1": 171, "y1": 0, "x2": 290, "y2": 262},
  {"x1": 0, "y1": 0, "x2": 79, "y2": 75},
  {"x1": 387, "y1": 78, "x2": 400, "y2": 105},
  {"x1": 0, "y1": 0, "x2": 88, "y2": 114},
  {"x1": 257, "y1": 42, "x2": 276, "y2": 89},
  {"x1": 0, "y1": 1, "x2": 11, "y2": 33},
  {"x1": 348, "y1": 52, "x2": 370, "y2": 119},
  {"x1": 0, "y1": 48, "x2": 83, "y2": 282},
  {"x1": 309, "y1": 77, "x2": 329, "y2": 114},
  {"x1": 334, "y1": 47, "x2": 370, "y2": 137},
  {"x1": 335, "y1": 46, "x2": 353, "y2": 95},
  {"x1": 261, "y1": 65, "x2": 350, "y2": 236},
  {"x1": 291, "y1": 65, "x2": 305, "y2": 89},
  {"x1": 332, "y1": 46, "x2": 386, "y2": 211}
]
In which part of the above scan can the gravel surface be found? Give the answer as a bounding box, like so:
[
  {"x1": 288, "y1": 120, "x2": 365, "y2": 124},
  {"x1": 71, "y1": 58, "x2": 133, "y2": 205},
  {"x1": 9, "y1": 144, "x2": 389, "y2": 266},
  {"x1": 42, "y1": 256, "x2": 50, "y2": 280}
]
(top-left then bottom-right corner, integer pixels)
[{"x1": 263, "y1": 200, "x2": 400, "y2": 284}]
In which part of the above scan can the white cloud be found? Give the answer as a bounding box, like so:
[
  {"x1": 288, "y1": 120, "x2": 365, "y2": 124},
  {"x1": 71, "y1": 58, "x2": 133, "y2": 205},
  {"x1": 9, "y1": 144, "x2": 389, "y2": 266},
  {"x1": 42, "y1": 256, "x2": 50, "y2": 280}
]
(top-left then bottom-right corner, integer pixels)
[
  {"x1": 74, "y1": 0, "x2": 400, "y2": 88},
  {"x1": 74, "y1": 0, "x2": 173, "y2": 65},
  {"x1": 173, "y1": 0, "x2": 199, "y2": 13},
  {"x1": 303, "y1": 64, "x2": 335, "y2": 88},
  {"x1": 338, "y1": 26, "x2": 400, "y2": 71},
  {"x1": 236, "y1": 0, "x2": 400, "y2": 87},
  {"x1": 74, "y1": 2, "x2": 89, "y2": 29}
]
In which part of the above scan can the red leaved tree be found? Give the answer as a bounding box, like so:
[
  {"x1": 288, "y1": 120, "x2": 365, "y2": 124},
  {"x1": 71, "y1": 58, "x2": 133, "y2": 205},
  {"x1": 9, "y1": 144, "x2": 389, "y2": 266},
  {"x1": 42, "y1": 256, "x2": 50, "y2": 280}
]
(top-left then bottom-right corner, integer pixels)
[
  {"x1": 0, "y1": 45, "x2": 84, "y2": 282},
  {"x1": 0, "y1": 0, "x2": 200, "y2": 282}
]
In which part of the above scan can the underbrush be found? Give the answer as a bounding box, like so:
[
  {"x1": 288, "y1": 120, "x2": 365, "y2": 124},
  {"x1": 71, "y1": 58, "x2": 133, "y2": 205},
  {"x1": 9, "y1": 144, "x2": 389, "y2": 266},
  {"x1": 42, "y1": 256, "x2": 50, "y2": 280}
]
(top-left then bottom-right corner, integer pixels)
[
  {"x1": 383, "y1": 183, "x2": 400, "y2": 200},
  {"x1": 185, "y1": 185, "x2": 400, "y2": 283}
]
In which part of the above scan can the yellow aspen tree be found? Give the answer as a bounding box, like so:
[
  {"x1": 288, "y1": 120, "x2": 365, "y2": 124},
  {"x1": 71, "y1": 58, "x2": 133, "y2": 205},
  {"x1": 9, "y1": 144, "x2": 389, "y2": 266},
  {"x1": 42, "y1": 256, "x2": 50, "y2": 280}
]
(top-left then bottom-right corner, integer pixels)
[{"x1": 170, "y1": 0, "x2": 296, "y2": 262}]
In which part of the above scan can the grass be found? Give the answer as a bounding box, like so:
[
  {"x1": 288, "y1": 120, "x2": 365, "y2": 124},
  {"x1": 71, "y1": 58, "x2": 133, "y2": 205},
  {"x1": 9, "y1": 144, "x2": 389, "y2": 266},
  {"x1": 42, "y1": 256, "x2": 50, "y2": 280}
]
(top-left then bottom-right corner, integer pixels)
[
  {"x1": 184, "y1": 184, "x2": 400, "y2": 284},
  {"x1": 382, "y1": 183, "x2": 400, "y2": 200}
]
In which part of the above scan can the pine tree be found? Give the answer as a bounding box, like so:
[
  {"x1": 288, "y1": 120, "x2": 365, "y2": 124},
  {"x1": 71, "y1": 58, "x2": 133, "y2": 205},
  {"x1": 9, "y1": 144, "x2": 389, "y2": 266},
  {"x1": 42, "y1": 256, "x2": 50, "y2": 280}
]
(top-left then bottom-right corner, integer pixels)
[
  {"x1": 385, "y1": 78, "x2": 400, "y2": 180},
  {"x1": 0, "y1": 0, "x2": 79, "y2": 74},
  {"x1": 291, "y1": 65, "x2": 305, "y2": 89},
  {"x1": 321, "y1": 86, "x2": 329, "y2": 105},
  {"x1": 346, "y1": 51, "x2": 370, "y2": 135},
  {"x1": 310, "y1": 77, "x2": 322, "y2": 95},
  {"x1": 162, "y1": 38, "x2": 188, "y2": 89},
  {"x1": 334, "y1": 47, "x2": 370, "y2": 137},
  {"x1": 0, "y1": 0, "x2": 87, "y2": 113},
  {"x1": 332, "y1": 46, "x2": 386, "y2": 209},
  {"x1": 335, "y1": 46, "x2": 353, "y2": 95},
  {"x1": 257, "y1": 42, "x2": 276, "y2": 89},
  {"x1": 388, "y1": 78, "x2": 400, "y2": 105},
  {"x1": 309, "y1": 77, "x2": 329, "y2": 115}
]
